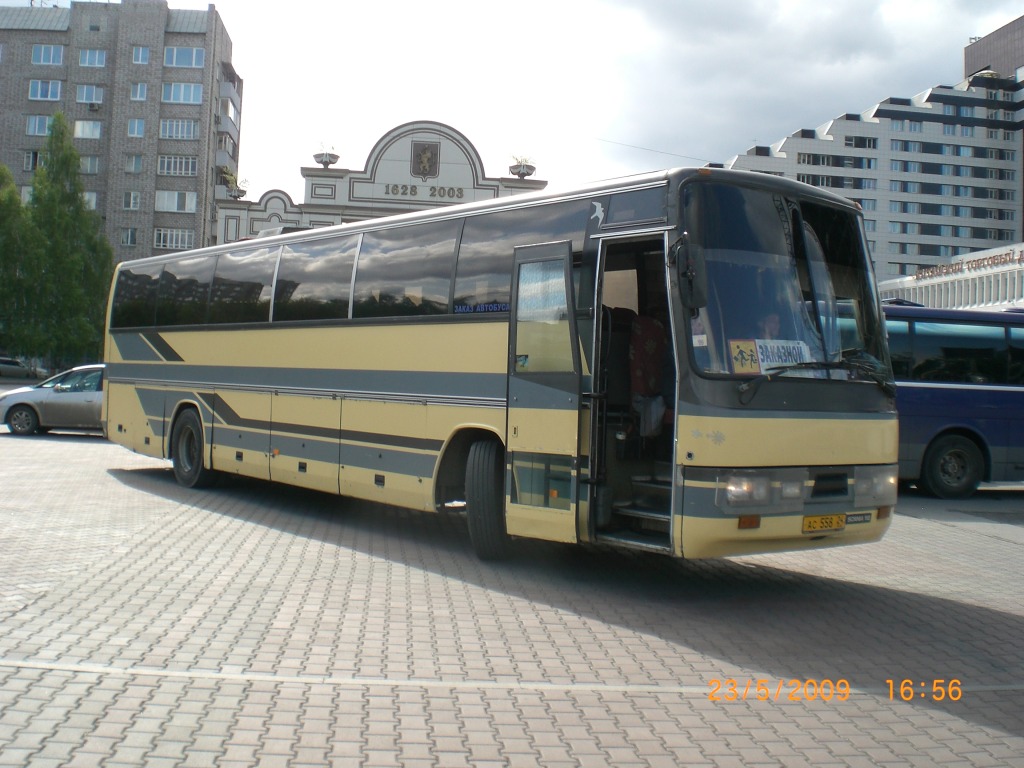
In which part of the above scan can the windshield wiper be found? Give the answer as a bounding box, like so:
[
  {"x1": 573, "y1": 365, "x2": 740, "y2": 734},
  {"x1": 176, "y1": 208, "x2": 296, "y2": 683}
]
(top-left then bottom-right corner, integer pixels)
[{"x1": 738, "y1": 356, "x2": 896, "y2": 399}]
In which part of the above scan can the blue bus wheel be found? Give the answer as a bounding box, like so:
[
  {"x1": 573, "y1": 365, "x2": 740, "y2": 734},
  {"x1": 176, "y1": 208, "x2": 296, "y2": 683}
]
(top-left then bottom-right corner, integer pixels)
[{"x1": 920, "y1": 435, "x2": 982, "y2": 500}]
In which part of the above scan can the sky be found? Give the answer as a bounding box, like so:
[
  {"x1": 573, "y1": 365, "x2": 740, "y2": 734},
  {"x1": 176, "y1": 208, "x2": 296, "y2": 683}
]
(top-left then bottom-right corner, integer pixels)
[{"x1": 7, "y1": 0, "x2": 1024, "y2": 200}]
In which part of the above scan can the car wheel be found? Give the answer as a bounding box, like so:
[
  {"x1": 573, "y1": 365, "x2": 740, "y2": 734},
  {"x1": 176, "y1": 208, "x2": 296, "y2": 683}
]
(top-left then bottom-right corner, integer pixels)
[
  {"x1": 170, "y1": 409, "x2": 218, "y2": 488},
  {"x1": 465, "y1": 440, "x2": 509, "y2": 560},
  {"x1": 7, "y1": 405, "x2": 39, "y2": 435},
  {"x1": 919, "y1": 434, "x2": 983, "y2": 499}
]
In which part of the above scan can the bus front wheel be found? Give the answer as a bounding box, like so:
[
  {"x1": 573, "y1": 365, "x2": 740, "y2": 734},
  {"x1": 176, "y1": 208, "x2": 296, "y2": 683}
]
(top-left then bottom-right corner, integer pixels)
[
  {"x1": 171, "y1": 409, "x2": 218, "y2": 488},
  {"x1": 465, "y1": 440, "x2": 508, "y2": 560},
  {"x1": 919, "y1": 434, "x2": 982, "y2": 499}
]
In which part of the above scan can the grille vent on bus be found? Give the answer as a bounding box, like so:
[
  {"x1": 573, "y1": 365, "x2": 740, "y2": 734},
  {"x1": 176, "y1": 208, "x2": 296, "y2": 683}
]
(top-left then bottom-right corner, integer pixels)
[{"x1": 811, "y1": 472, "x2": 849, "y2": 498}]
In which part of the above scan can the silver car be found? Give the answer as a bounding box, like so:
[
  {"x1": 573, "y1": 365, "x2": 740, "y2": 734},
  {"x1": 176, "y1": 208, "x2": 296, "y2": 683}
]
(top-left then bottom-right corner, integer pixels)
[
  {"x1": 0, "y1": 357, "x2": 38, "y2": 378},
  {"x1": 0, "y1": 364, "x2": 105, "y2": 435}
]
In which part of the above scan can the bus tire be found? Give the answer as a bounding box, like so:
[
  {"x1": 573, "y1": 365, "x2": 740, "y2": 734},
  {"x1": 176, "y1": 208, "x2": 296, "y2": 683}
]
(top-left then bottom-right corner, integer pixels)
[
  {"x1": 919, "y1": 434, "x2": 982, "y2": 499},
  {"x1": 465, "y1": 440, "x2": 508, "y2": 560},
  {"x1": 7, "y1": 405, "x2": 39, "y2": 435},
  {"x1": 171, "y1": 408, "x2": 218, "y2": 488}
]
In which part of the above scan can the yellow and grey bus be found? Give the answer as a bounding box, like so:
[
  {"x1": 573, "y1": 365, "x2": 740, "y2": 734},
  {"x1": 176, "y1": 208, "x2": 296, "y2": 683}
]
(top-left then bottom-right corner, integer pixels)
[{"x1": 103, "y1": 167, "x2": 897, "y2": 560}]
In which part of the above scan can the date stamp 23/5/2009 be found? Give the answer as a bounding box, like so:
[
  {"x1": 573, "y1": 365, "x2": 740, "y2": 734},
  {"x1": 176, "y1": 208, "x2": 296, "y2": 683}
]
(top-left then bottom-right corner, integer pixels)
[{"x1": 707, "y1": 679, "x2": 964, "y2": 703}]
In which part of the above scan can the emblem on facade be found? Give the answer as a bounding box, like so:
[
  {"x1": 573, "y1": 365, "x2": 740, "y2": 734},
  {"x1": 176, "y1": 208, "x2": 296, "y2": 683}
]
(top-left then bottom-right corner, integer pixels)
[{"x1": 411, "y1": 141, "x2": 440, "y2": 181}]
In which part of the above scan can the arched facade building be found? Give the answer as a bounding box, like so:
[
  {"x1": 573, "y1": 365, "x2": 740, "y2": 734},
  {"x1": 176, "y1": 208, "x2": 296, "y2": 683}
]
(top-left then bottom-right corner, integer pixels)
[{"x1": 215, "y1": 120, "x2": 546, "y2": 243}]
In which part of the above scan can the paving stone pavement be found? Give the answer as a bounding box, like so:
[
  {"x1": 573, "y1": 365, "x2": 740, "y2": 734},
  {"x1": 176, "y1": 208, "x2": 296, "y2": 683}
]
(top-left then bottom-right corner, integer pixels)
[{"x1": 0, "y1": 431, "x2": 1021, "y2": 767}]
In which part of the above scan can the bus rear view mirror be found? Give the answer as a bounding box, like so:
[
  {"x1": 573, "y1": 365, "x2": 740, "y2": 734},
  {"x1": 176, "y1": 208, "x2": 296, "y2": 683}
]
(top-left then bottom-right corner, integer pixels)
[{"x1": 674, "y1": 236, "x2": 707, "y2": 309}]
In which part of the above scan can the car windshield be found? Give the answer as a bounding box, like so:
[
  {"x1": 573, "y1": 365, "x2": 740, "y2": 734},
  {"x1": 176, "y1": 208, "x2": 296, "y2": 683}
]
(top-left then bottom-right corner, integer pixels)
[{"x1": 683, "y1": 182, "x2": 890, "y2": 385}]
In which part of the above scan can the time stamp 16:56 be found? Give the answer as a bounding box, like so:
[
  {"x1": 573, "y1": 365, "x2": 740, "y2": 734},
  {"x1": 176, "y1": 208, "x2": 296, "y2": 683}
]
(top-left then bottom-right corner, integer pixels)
[{"x1": 707, "y1": 678, "x2": 963, "y2": 702}]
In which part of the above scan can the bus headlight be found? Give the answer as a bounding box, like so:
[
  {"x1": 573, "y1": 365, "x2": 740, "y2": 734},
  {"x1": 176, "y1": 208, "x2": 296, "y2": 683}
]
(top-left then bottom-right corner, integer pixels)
[
  {"x1": 853, "y1": 465, "x2": 899, "y2": 507},
  {"x1": 725, "y1": 476, "x2": 770, "y2": 504},
  {"x1": 717, "y1": 469, "x2": 808, "y2": 513}
]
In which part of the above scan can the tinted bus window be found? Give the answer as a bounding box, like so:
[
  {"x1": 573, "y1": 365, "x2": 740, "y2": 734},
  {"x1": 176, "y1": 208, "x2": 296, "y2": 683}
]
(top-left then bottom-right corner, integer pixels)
[
  {"x1": 273, "y1": 235, "x2": 358, "y2": 322},
  {"x1": 912, "y1": 321, "x2": 1007, "y2": 384},
  {"x1": 1010, "y1": 327, "x2": 1024, "y2": 385},
  {"x1": 111, "y1": 262, "x2": 163, "y2": 328},
  {"x1": 454, "y1": 202, "x2": 590, "y2": 315},
  {"x1": 605, "y1": 186, "x2": 666, "y2": 226},
  {"x1": 155, "y1": 254, "x2": 216, "y2": 326},
  {"x1": 354, "y1": 221, "x2": 459, "y2": 318},
  {"x1": 886, "y1": 320, "x2": 911, "y2": 378},
  {"x1": 208, "y1": 247, "x2": 278, "y2": 324}
]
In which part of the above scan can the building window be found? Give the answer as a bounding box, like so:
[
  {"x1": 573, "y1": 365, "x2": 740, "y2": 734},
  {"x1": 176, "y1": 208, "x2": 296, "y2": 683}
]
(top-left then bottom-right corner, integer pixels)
[
  {"x1": 125, "y1": 154, "x2": 143, "y2": 173},
  {"x1": 159, "y1": 119, "x2": 198, "y2": 139},
  {"x1": 31, "y1": 44, "x2": 63, "y2": 65},
  {"x1": 155, "y1": 190, "x2": 197, "y2": 213},
  {"x1": 128, "y1": 119, "x2": 145, "y2": 138},
  {"x1": 158, "y1": 155, "x2": 198, "y2": 176},
  {"x1": 74, "y1": 120, "x2": 102, "y2": 139},
  {"x1": 82, "y1": 191, "x2": 97, "y2": 210},
  {"x1": 123, "y1": 191, "x2": 140, "y2": 210},
  {"x1": 154, "y1": 228, "x2": 195, "y2": 250},
  {"x1": 959, "y1": 105, "x2": 973, "y2": 118},
  {"x1": 79, "y1": 49, "x2": 107, "y2": 67},
  {"x1": 23, "y1": 151, "x2": 44, "y2": 171},
  {"x1": 891, "y1": 119, "x2": 904, "y2": 131},
  {"x1": 121, "y1": 228, "x2": 137, "y2": 247},
  {"x1": 76, "y1": 84, "x2": 104, "y2": 104},
  {"x1": 161, "y1": 83, "x2": 203, "y2": 104},
  {"x1": 860, "y1": 178, "x2": 876, "y2": 190},
  {"x1": 860, "y1": 199, "x2": 876, "y2": 211},
  {"x1": 28, "y1": 80, "x2": 61, "y2": 101},
  {"x1": 943, "y1": 124, "x2": 956, "y2": 136},
  {"x1": 908, "y1": 121, "x2": 922, "y2": 133},
  {"x1": 891, "y1": 139, "x2": 903, "y2": 151},
  {"x1": 863, "y1": 220, "x2": 876, "y2": 232},
  {"x1": 163, "y1": 47, "x2": 205, "y2": 68},
  {"x1": 133, "y1": 46, "x2": 149, "y2": 64},
  {"x1": 961, "y1": 126, "x2": 974, "y2": 137},
  {"x1": 943, "y1": 104, "x2": 955, "y2": 116},
  {"x1": 130, "y1": 83, "x2": 147, "y2": 101},
  {"x1": 26, "y1": 116, "x2": 53, "y2": 136},
  {"x1": 80, "y1": 156, "x2": 100, "y2": 175}
]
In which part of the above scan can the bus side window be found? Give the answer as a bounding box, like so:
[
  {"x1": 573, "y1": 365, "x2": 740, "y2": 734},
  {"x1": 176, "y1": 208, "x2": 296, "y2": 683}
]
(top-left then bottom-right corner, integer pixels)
[
  {"x1": 209, "y1": 246, "x2": 277, "y2": 324},
  {"x1": 273, "y1": 235, "x2": 357, "y2": 322},
  {"x1": 886, "y1": 320, "x2": 912, "y2": 378},
  {"x1": 155, "y1": 254, "x2": 216, "y2": 326},
  {"x1": 355, "y1": 221, "x2": 458, "y2": 318},
  {"x1": 1010, "y1": 327, "x2": 1024, "y2": 385},
  {"x1": 111, "y1": 263, "x2": 163, "y2": 328}
]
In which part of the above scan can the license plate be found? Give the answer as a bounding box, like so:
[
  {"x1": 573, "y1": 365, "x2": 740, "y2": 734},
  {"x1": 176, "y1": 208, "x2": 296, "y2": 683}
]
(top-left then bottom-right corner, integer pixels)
[{"x1": 802, "y1": 513, "x2": 846, "y2": 534}]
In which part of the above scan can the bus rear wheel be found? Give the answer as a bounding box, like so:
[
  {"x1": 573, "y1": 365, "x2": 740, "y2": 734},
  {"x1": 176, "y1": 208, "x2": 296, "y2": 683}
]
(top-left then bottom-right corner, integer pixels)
[
  {"x1": 171, "y1": 409, "x2": 218, "y2": 488},
  {"x1": 465, "y1": 440, "x2": 508, "y2": 560},
  {"x1": 919, "y1": 434, "x2": 982, "y2": 499}
]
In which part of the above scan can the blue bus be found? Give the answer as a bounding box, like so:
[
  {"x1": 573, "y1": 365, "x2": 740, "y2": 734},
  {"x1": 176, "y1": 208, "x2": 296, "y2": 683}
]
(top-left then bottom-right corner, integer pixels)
[{"x1": 882, "y1": 303, "x2": 1024, "y2": 498}]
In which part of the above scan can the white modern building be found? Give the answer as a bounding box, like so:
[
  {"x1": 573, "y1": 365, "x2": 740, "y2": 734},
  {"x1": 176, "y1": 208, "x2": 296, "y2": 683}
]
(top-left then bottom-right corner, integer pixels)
[{"x1": 727, "y1": 71, "x2": 1021, "y2": 279}]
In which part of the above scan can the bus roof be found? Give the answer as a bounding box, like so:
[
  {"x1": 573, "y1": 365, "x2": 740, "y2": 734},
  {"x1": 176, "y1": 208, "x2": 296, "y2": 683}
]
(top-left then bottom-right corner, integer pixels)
[
  {"x1": 882, "y1": 303, "x2": 1024, "y2": 325},
  {"x1": 116, "y1": 166, "x2": 862, "y2": 269}
]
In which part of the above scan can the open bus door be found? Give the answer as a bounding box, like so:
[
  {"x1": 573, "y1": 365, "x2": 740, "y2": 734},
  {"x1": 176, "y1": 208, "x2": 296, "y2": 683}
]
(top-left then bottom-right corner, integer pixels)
[{"x1": 504, "y1": 241, "x2": 583, "y2": 544}]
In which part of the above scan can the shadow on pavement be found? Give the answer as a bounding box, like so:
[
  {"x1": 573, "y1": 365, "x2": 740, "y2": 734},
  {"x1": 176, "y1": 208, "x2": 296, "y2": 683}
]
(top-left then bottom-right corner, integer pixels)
[{"x1": 109, "y1": 465, "x2": 1024, "y2": 739}]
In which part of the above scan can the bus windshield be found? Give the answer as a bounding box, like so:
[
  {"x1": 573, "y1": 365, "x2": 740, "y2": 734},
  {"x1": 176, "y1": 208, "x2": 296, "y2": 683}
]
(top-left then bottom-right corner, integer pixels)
[{"x1": 684, "y1": 182, "x2": 889, "y2": 385}]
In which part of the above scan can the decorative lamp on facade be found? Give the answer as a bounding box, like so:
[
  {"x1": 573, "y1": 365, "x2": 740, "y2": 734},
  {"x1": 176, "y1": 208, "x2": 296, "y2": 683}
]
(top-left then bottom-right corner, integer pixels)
[{"x1": 314, "y1": 151, "x2": 340, "y2": 168}]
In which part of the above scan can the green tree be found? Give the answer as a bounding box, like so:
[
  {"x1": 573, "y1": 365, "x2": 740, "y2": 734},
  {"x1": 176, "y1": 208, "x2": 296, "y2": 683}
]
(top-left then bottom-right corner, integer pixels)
[
  {"x1": 0, "y1": 163, "x2": 45, "y2": 357},
  {"x1": 28, "y1": 112, "x2": 113, "y2": 368}
]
